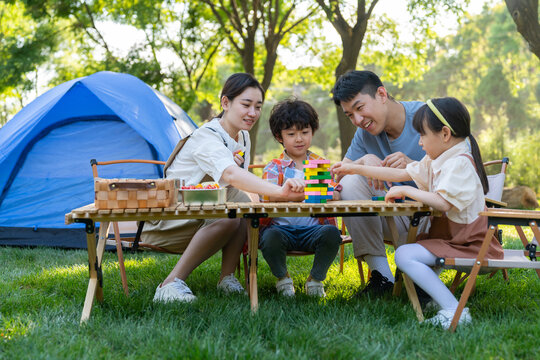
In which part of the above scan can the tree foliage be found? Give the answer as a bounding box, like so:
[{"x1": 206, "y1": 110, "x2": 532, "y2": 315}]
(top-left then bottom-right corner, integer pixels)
[{"x1": 200, "y1": 0, "x2": 317, "y2": 158}]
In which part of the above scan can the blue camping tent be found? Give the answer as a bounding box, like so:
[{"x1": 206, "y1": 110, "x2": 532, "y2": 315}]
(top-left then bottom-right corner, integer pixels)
[{"x1": 0, "y1": 71, "x2": 197, "y2": 248}]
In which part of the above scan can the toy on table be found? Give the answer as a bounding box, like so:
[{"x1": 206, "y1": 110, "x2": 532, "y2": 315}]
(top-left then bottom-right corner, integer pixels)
[
  {"x1": 371, "y1": 196, "x2": 404, "y2": 203},
  {"x1": 303, "y1": 159, "x2": 334, "y2": 203}
]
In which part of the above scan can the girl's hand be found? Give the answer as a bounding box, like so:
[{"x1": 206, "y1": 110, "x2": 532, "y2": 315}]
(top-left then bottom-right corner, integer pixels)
[
  {"x1": 280, "y1": 178, "x2": 305, "y2": 201},
  {"x1": 359, "y1": 154, "x2": 388, "y2": 191},
  {"x1": 384, "y1": 185, "x2": 410, "y2": 202},
  {"x1": 233, "y1": 150, "x2": 245, "y2": 167},
  {"x1": 330, "y1": 162, "x2": 357, "y2": 177}
]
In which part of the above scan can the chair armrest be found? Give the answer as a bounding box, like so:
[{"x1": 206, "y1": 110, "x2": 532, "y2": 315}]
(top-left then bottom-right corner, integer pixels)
[{"x1": 485, "y1": 197, "x2": 507, "y2": 208}]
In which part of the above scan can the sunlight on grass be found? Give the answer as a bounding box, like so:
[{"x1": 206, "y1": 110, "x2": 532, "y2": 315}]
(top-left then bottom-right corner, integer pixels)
[{"x1": 0, "y1": 316, "x2": 34, "y2": 342}]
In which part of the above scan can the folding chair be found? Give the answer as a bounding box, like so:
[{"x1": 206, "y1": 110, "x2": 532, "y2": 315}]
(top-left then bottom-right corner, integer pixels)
[
  {"x1": 484, "y1": 157, "x2": 509, "y2": 208},
  {"x1": 450, "y1": 157, "x2": 510, "y2": 292},
  {"x1": 435, "y1": 208, "x2": 540, "y2": 332},
  {"x1": 91, "y1": 159, "x2": 176, "y2": 296}
]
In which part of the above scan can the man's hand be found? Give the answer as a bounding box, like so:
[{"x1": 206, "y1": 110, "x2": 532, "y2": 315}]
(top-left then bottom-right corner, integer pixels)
[
  {"x1": 359, "y1": 154, "x2": 387, "y2": 190},
  {"x1": 382, "y1": 152, "x2": 412, "y2": 169}
]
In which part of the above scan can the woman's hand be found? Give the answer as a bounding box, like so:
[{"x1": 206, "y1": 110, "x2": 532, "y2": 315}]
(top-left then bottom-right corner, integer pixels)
[
  {"x1": 279, "y1": 178, "x2": 305, "y2": 201},
  {"x1": 233, "y1": 150, "x2": 245, "y2": 167}
]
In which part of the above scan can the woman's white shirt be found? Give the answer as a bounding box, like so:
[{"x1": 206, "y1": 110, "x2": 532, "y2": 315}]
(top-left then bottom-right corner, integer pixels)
[
  {"x1": 406, "y1": 140, "x2": 485, "y2": 224},
  {"x1": 166, "y1": 118, "x2": 250, "y2": 187}
]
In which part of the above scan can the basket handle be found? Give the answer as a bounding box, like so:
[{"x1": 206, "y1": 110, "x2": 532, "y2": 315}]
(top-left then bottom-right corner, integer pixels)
[{"x1": 108, "y1": 182, "x2": 156, "y2": 190}]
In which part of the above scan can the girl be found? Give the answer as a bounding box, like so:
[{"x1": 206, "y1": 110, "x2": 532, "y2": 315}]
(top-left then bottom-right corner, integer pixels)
[
  {"x1": 143, "y1": 73, "x2": 304, "y2": 303},
  {"x1": 331, "y1": 97, "x2": 503, "y2": 329}
]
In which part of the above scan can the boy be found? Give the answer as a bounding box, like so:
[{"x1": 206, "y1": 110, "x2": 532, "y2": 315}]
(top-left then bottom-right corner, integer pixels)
[{"x1": 260, "y1": 98, "x2": 342, "y2": 298}]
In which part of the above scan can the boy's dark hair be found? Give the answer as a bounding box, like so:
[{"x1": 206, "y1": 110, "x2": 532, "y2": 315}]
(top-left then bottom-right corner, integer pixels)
[
  {"x1": 332, "y1": 70, "x2": 384, "y2": 105},
  {"x1": 217, "y1": 73, "x2": 265, "y2": 118},
  {"x1": 412, "y1": 97, "x2": 489, "y2": 195},
  {"x1": 269, "y1": 98, "x2": 319, "y2": 141}
]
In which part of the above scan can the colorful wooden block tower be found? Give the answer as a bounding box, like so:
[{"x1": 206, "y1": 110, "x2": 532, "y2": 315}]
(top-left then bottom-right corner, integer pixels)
[{"x1": 303, "y1": 159, "x2": 334, "y2": 203}]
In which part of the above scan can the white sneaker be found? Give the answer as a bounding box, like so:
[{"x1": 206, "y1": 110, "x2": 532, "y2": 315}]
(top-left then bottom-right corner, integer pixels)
[
  {"x1": 424, "y1": 308, "x2": 472, "y2": 330},
  {"x1": 276, "y1": 277, "x2": 295, "y2": 297},
  {"x1": 305, "y1": 279, "x2": 326, "y2": 298},
  {"x1": 217, "y1": 274, "x2": 246, "y2": 294},
  {"x1": 153, "y1": 278, "x2": 196, "y2": 303}
]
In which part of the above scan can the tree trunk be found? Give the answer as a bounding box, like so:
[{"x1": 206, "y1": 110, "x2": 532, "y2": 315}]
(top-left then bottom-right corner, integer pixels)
[
  {"x1": 334, "y1": 22, "x2": 368, "y2": 159},
  {"x1": 505, "y1": 0, "x2": 540, "y2": 60}
]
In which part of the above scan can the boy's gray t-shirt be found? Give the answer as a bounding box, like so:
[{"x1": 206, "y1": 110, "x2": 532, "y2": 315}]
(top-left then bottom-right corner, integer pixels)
[{"x1": 344, "y1": 101, "x2": 426, "y2": 186}]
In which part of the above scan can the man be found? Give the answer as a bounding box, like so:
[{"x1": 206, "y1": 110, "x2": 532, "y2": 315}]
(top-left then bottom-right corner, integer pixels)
[{"x1": 332, "y1": 70, "x2": 426, "y2": 296}]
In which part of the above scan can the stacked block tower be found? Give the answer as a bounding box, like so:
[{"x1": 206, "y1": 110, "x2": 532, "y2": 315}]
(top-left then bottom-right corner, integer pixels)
[{"x1": 303, "y1": 159, "x2": 334, "y2": 203}]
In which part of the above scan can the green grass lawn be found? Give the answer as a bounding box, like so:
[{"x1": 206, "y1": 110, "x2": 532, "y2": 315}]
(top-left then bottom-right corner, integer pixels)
[{"x1": 1, "y1": 225, "x2": 539, "y2": 359}]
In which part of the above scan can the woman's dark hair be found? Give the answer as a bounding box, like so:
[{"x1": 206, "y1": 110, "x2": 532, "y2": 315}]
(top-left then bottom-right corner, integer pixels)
[
  {"x1": 269, "y1": 98, "x2": 319, "y2": 141},
  {"x1": 412, "y1": 97, "x2": 489, "y2": 194},
  {"x1": 217, "y1": 73, "x2": 265, "y2": 118},
  {"x1": 332, "y1": 70, "x2": 384, "y2": 105}
]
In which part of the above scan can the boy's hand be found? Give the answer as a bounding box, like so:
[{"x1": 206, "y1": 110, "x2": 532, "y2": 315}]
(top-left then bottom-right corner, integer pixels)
[
  {"x1": 280, "y1": 178, "x2": 305, "y2": 201},
  {"x1": 233, "y1": 150, "x2": 245, "y2": 167}
]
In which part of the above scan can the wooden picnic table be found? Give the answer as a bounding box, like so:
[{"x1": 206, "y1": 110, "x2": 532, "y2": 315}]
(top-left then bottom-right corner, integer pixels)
[{"x1": 66, "y1": 200, "x2": 436, "y2": 323}]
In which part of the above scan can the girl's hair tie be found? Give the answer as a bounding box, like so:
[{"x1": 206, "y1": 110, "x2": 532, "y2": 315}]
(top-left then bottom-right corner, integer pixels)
[{"x1": 426, "y1": 99, "x2": 456, "y2": 135}]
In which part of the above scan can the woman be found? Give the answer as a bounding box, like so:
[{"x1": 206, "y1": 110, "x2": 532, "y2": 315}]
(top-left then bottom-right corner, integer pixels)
[{"x1": 143, "y1": 73, "x2": 304, "y2": 303}]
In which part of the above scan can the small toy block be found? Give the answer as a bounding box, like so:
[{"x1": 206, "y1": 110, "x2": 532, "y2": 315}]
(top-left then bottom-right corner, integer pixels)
[
  {"x1": 393, "y1": 198, "x2": 404, "y2": 203},
  {"x1": 307, "y1": 159, "x2": 331, "y2": 164},
  {"x1": 305, "y1": 191, "x2": 324, "y2": 196},
  {"x1": 307, "y1": 195, "x2": 333, "y2": 201},
  {"x1": 372, "y1": 196, "x2": 385, "y2": 201},
  {"x1": 237, "y1": 150, "x2": 244, "y2": 157},
  {"x1": 304, "y1": 169, "x2": 324, "y2": 175},
  {"x1": 305, "y1": 179, "x2": 321, "y2": 184},
  {"x1": 321, "y1": 179, "x2": 332, "y2": 183},
  {"x1": 307, "y1": 175, "x2": 332, "y2": 180},
  {"x1": 303, "y1": 163, "x2": 320, "y2": 168},
  {"x1": 305, "y1": 198, "x2": 324, "y2": 203},
  {"x1": 305, "y1": 187, "x2": 327, "y2": 191},
  {"x1": 306, "y1": 183, "x2": 328, "y2": 188}
]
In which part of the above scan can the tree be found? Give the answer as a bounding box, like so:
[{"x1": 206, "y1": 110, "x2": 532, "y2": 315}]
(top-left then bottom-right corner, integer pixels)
[
  {"x1": 314, "y1": 0, "x2": 377, "y2": 157},
  {"x1": 201, "y1": 0, "x2": 316, "y2": 158},
  {"x1": 315, "y1": 0, "x2": 469, "y2": 158},
  {"x1": 0, "y1": 1, "x2": 58, "y2": 119},
  {"x1": 505, "y1": 0, "x2": 540, "y2": 60},
  {"x1": 10, "y1": 0, "x2": 225, "y2": 113}
]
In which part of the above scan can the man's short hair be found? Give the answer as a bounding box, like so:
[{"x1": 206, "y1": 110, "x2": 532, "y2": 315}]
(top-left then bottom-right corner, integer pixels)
[
  {"x1": 332, "y1": 70, "x2": 384, "y2": 105},
  {"x1": 269, "y1": 98, "x2": 319, "y2": 140}
]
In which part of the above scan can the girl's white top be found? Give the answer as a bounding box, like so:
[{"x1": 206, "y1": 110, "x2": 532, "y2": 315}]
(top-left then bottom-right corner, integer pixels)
[
  {"x1": 166, "y1": 118, "x2": 250, "y2": 187},
  {"x1": 406, "y1": 140, "x2": 485, "y2": 224}
]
